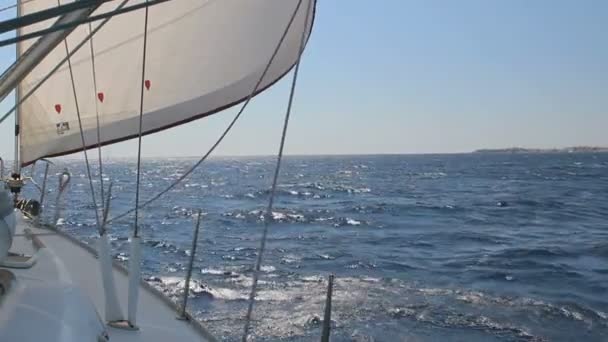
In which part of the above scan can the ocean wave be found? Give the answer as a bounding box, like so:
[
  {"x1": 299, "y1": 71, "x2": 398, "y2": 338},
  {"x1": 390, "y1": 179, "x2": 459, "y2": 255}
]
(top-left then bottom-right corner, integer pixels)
[
  {"x1": 164, "y1": 206, "x2": 200, "y2": 218},
  {"x1": 419, "y1": 286, "x2": 607, "y2": 327},
  {"x1": 201, "y1": 267, "x2": 239, "y2": 277},
  {"x1": 317, "y1": 254, "x2": 335, "y2": 260},
  {"x1": 351, "y1": 203, "x2": 388, "y2": 214},
  {"x1": 221, "y1": 208, "x2": 368, "y2": 228},
  {"x1": 588, "y1": 243, "x2": 608, "y2": 258},
  {"x1": 429, "y1": 314, "x2": 540, "y2": 341},
  {"x1": 333, "y1": 185, "x2": 371, "y2": 194},
  {"x1": 56, "y1": 155, "x2": 608, "y2": 340},
  {"x1": 424, "y1": 231, "x2": 503, "y2": 245},
  {"x1": 416, "y1": 171, "x2": 447, "y2": 179},
  {"x1": 493, "y1": 246, "x2": 575, "y2": 259},
  {"x1": 233, "y1": 183, "x2": 371, "y2": 200},
  {"x1": 147, "y1": 276, "x2": 246, "y2": 301},
  {"x1": 333, "y1": 217, "x2": 363, "y2": 227},
  {"x1": 345, "y1": 261, "x2": 377, "y2": 270},
  {"x1": 238, "y1": 188, "x2": 328, "y2": 199}
]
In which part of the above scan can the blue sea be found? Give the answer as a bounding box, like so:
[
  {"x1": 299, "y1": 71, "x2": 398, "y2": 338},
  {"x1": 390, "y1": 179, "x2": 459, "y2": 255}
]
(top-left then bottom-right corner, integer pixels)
[{"x1": 23, "y1": 153, "x2": 608, "y2": 341}]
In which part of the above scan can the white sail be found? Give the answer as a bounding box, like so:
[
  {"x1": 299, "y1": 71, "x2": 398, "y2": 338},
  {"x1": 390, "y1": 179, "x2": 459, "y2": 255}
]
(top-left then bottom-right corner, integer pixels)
[{"x1": 18, "y1": 0, "x2": 315, "y2": 166}]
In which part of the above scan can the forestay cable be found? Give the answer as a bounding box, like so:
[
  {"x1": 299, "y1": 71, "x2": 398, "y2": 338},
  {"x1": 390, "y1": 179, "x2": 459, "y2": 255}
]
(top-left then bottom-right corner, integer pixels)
[
  {"x1": 87, "y1": 21, "x2": 106, "y2": 217},
  {"x1": 241, "y1": 0, "x2": 312, "y2": 340},
  {"x1": 133, "y1": 0, "x2": 149, "y2": 237},
  {"x1": 107, "y1": 0, "x2": 307, "y2": 224},
  {"x1": 125, "y1": 2, "x2": 150, "y2": 327}
]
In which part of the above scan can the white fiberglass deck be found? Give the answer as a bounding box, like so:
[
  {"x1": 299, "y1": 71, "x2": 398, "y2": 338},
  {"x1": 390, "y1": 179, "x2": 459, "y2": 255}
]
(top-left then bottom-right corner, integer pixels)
[{"x1": 6, "y1": 214, "x2": 215, "y2": 342}]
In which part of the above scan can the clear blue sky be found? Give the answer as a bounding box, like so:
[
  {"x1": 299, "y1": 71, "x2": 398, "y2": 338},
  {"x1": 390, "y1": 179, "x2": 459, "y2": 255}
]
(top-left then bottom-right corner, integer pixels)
[{"x1": 1, "y1": 0, "x2": 607, "y2": 160}]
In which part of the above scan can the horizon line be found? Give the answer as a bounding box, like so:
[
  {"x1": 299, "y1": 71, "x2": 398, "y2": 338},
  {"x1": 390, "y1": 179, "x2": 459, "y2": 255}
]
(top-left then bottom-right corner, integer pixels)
[{"x1": 2, "y1": 146, "x2": 606, "y2": 162}]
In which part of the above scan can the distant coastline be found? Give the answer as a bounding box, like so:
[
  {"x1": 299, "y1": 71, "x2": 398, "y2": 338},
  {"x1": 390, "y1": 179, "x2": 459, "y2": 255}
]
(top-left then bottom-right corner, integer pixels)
[{"x1": 473, "y1": 146, "x2": 608, "y2": 154}]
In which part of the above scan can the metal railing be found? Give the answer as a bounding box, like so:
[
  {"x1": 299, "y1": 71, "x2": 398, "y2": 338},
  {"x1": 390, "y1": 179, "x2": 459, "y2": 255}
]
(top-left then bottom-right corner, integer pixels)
[{"x1": 321, "y1": 274, "x2": 334, "y2": 342}]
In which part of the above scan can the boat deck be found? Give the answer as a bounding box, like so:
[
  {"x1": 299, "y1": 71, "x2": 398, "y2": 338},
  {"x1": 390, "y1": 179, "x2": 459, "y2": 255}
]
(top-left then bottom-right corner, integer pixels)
[{"x1": 6, "y1": 214, "x2": 216, "y2": 341}]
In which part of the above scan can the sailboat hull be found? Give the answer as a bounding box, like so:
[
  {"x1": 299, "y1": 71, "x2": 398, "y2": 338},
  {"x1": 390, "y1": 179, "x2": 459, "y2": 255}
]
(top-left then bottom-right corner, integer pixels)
[{"x1": 2, "y1": 214, "x2": 215, "y2": 341}]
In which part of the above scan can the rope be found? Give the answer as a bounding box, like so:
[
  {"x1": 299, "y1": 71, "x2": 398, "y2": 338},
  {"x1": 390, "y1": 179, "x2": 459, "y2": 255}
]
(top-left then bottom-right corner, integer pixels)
[
  {"x1": 133, "y1": 0, "x2": 149, "y2": 237},
  {"x1": 107, "y1": 0, "x2": 307, "y2": 224},
  {"x1": 87, "y1": 21, "x2": 105, "y2": 225},
  {"x1": 241, "y1": 1, "x2": 312, "y2": 340},
  {"x1": 58, "y1": 0, "x2": 101, "y2": 231}
]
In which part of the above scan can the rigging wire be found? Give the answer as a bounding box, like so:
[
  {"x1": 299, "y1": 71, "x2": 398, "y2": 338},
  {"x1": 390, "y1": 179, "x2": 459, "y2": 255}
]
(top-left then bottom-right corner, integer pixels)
[
  {"x1": 0, "y1": 0, "x2": 170, "y2": 47},
  {"x1": 133, "y1": 0, "x2": 149, "y2": 237},
  {"x1": 241, "y1": 0, "x2": 312, "y2": 340},
  {"x1": 106, "y1": 0, "x2": 308, "y2": 225},
  {"x1": 0, "y1": 0, "x2": 112, "y2": 35},
  {"x1": 0, "y1": 0, "x2": 36, "y2": 14},
  {"x1": 0, "y1": 0, "x2": 131, "y2": 127},
  {"x1": 0, "y1": 0, "x2": 129, "y2": 136},
  {"x1": 87, "y1": 20, "x2": 105, "y2": 225},
  {"x1": 59, "y1": 0, "x2": 100, "y2": 231}
]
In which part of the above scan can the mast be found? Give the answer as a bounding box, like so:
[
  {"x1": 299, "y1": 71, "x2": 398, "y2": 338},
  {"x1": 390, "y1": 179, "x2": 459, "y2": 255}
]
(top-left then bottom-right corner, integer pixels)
[{"x1": 14, "y1": 0, "x2": 21, "y2": 175}]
